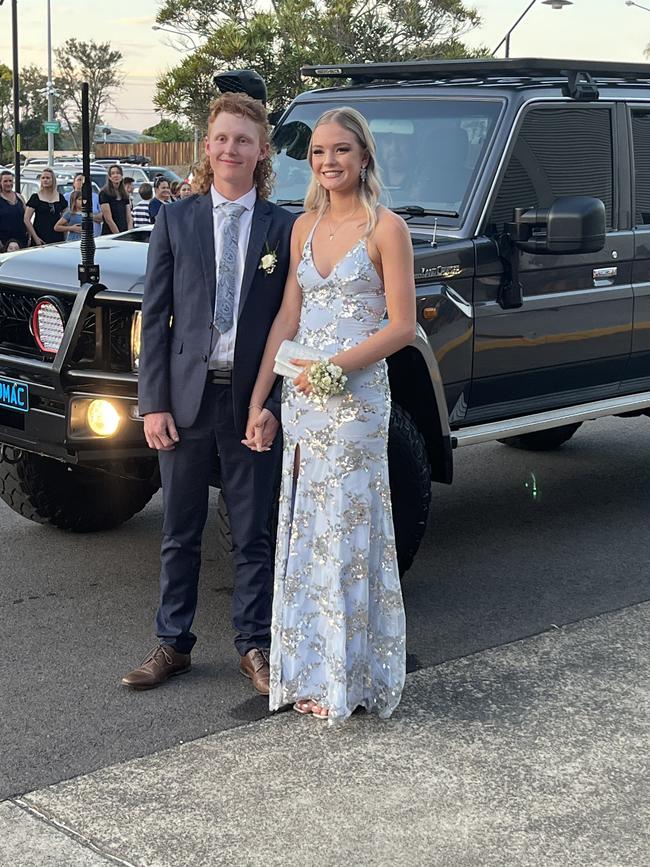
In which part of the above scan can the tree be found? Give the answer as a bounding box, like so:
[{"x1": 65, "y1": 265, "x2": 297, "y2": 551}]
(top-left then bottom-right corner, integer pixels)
[
  {"x1": 54, "y1": 39, "x2": 124, "y2": 148},
  {"x1": 143, "y1": 118, "x2": 194, "y2": 141},
  {"x1": 154, "y1": 0, "x2": 486, "y2": 125},
  {"x1": 19, "y1": 64, "x2": 50, "y2": 151},
  {"x1": 155, "y1": 49, "x2": 230, "y2": 131}
]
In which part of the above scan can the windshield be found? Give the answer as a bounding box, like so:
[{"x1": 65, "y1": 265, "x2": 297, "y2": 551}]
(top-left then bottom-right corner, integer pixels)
[{"x1": 271, "y1": 97, "x2": 502, "y2": 222}]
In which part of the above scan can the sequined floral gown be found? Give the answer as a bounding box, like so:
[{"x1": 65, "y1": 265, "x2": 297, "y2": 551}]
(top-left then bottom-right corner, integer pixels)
[{"x1": 269, "y1": 218, "x2": 406, "y2": 724}]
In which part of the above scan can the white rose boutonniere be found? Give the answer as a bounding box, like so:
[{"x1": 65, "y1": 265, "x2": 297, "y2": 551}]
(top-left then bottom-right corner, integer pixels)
[{"x1": 258, "y1": 243, "x2": 278, "y2": 276}]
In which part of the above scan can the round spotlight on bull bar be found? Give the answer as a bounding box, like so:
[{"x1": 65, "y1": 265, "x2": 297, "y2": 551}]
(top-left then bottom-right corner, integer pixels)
[
  {"x1": 86, "y1": 399, "x2": 121, "y2": 437},
  {"x1": 31, "y1": 297, "x2": 66, "y2": 354}
]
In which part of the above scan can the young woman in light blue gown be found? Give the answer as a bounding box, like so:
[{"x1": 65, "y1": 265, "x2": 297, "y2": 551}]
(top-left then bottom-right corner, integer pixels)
[{"x1": 244, "y1": 107, "x2": 416, "y2": 724}]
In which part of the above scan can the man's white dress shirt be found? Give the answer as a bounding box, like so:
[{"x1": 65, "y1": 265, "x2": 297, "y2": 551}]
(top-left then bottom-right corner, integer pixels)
[{"x1": 209, "y1": 184, "x2": 257, "y2": 370}]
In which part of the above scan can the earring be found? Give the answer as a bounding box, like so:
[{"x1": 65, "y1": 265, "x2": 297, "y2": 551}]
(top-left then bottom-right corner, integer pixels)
[{"x1": 360, "y1": 166, "x2": 367, "y2": 183}]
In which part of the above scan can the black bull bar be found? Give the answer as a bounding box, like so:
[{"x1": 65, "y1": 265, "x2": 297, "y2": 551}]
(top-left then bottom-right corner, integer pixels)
[{"x1": 0, "y1": 277, "x2": 147, "y2": 463}]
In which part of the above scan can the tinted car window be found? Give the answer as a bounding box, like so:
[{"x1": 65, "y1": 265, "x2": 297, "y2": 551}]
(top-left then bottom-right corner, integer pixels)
[
  {"x1": 631, "y1": 109, "x2": 650, "y2": 227},
  {"x1": 271, "y1": 98, "x2": 502, "y2": 222},
  {"x1": 489, "y1": 106, "x2": 614, "y2": 232}
]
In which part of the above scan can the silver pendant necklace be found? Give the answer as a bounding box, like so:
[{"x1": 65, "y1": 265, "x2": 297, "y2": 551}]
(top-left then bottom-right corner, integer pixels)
[{"x1": 327, "y1": 206, "x2": 360, "y2": 241}]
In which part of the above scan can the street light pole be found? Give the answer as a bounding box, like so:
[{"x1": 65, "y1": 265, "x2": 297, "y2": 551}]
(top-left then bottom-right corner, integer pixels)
[
  {"x1": 46, "y1": 0, "x2": 54, "y2": 165},
  {"x1": 493, "y1": 0, "x2": 573, "y2": 58},
  {"x1": 0, "y1": 0, "x2": 20, "y2": 189},
  {"x1": 625, "y1": 1, "x2": 650, "y2": 12},
  {"x1": 11, "y1": 0, "x2": 20, "y2": 193},
  {"x1": 497, "y1": 0, "x2": 536, "y2": 58}
]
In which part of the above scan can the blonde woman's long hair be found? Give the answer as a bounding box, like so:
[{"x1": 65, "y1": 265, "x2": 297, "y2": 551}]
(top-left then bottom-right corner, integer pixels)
[
  {"x1": 304, "y1": 107, "x2": 382, "y2": 236},
  {"x1": 39, "y1": 168, "x2": 57, "y2": 194},
  {"x1": 192, "y1": 92, "x2": 274, "y2": 200}
]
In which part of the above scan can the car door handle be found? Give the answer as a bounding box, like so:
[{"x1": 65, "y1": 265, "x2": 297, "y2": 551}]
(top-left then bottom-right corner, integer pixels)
[{"x1": 593, "y1": 266, "x2": 617, "y2": 286}]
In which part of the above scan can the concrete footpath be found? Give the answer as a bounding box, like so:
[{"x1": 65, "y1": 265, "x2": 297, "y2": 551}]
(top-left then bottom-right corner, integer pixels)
[{"x1": 2, "y1": 603, "x2": 649, "y2": 867}]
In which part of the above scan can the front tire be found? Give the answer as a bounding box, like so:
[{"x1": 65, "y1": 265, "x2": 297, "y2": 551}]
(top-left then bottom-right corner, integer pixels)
[
  {"x1": 498, "y1": 422, "x2": 582, "y2": 451},
  {"x1": 0, "y1": 451, "x2": 159, "y2": 532},
  {"x1": 388, "y1": 404, "x2": 432, "y2": 575}
]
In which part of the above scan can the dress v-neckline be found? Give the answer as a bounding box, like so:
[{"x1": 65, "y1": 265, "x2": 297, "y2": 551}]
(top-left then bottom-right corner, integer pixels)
[{"x1": 308, "y1": 234, "x2": 366, "y2": 282}]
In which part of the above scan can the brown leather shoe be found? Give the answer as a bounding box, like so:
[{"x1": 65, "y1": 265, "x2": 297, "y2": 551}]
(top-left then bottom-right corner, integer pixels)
[
  {"x1": 121, "y1": 644, "x2": 191, "y2": 690},
  {"x1": 239, "y1": 648, "x2": 270, "y2": 695}
]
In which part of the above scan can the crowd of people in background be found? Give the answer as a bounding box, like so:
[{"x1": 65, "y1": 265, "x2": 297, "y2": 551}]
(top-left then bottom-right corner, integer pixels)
[{"x1": 0, "y1": 163, "x2": 193, "y2": 252}]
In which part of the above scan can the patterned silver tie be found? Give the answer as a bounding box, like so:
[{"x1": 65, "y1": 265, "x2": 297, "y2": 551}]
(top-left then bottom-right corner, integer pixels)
[{"x1": 214, "y1": 202, "x2": 246, "y2": 334}]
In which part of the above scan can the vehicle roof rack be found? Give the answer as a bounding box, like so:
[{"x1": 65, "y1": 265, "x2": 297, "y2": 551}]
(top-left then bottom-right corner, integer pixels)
[{"x1": 301, "y1": 58, "x2": 650, "y2": 94}]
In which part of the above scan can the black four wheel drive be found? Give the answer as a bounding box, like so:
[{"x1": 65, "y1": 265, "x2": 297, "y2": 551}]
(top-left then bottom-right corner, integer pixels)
[{"x1": 2, "y1": 58, "x2": 650, "y2": 575}]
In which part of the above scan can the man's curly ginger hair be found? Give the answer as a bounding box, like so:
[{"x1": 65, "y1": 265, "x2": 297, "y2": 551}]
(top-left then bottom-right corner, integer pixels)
[{"x1": 191, "y1": 92, "x2": 274, "y2": 200}]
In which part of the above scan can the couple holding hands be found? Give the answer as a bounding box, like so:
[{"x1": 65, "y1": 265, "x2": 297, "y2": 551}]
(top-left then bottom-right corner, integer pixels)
[{"x1": 122, "y1": 91, "x2": 416, "y2": 725}]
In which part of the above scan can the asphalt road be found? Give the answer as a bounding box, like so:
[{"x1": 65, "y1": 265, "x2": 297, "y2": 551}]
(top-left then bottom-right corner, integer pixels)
[{"x1": 2, "y1": 415, "x2": 649, "y2": 799}]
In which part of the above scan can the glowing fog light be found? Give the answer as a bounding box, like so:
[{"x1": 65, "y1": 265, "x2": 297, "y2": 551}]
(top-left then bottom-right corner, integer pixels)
[
  {"x1": 32, "y1": 298, "x2": 65, "y2": 353},
  {"x1": 86, "y1": 399, "x2": 121, "y2": 436}
]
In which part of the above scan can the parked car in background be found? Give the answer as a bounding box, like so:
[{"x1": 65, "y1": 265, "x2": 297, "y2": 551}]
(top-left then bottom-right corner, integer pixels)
[
  {"x1": 94, "y1": 155, "x2": 151, "y2": 166},
  {"x1": 20, "y1": 163, "x2": 108, "y2": 191},
  {"x1": 141, "y1": 166, "x2": 183, "y2": 185}
]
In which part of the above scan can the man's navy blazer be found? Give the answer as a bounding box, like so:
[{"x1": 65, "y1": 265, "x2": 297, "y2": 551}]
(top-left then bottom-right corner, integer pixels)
[{"x1": 138, "y1": 191, "x2": 295, "y2": 433}]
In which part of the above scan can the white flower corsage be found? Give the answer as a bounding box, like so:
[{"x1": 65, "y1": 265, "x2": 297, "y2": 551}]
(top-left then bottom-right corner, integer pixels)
[
  {"x1": 258, "y1": 243, "x2": 278, "y2": 275},
  {"x1": 307, "y1": 360, "x2": 347, "y2": 404}
]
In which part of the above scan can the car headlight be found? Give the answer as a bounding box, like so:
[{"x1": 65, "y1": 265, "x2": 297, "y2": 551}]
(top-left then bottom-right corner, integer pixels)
[
  {"x1": 131, "y1": 311, "x2": 142, "y2": 371},
  {"x1": 87, "y1": 399, "x2": 121, "y2": 436},
  {"x1": 70, "y1": 398, "x2": 122, "y2": 437},
  {"x1": 32, "y1": 297, "x2": 66, "y2": 354}
]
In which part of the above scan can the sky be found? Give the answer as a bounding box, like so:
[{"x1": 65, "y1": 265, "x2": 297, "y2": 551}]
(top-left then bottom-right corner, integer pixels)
[{"x1": 0, "y1": 0, "x2": 649, "y2": 132}]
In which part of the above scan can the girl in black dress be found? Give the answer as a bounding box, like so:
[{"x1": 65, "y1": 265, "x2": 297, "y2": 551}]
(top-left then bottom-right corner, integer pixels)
[
  {"x1": 24, "y1": 168, "x2": 67, "y2": 246},
  {"x1": 99, "y1": 164, "x2": 133, "y2": 235}
]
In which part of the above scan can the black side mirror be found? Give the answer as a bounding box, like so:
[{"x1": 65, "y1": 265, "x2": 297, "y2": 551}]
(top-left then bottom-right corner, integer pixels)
[
  {"x1": 497, "y1": 196, "x2": 607, "y2": 310},
  {"x1": 498, "y1": 196, "x2": 607, "y2": 310},
  {"x1": 506, "y1": 196, "x2": 606, "y2": 255}
]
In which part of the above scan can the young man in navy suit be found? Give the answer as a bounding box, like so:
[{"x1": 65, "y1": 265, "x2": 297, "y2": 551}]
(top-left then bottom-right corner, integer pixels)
[{"x1": 122, "y1": 92, "x2": 294, "y2": 693}]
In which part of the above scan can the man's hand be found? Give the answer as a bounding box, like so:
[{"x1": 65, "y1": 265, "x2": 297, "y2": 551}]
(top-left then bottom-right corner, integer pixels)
[
  {"x1": 143, "y1": 412, "x2": 180, "y2": 451},
  {"x1": 241, "y1": 407, "x2": 279, "y2": 453}
]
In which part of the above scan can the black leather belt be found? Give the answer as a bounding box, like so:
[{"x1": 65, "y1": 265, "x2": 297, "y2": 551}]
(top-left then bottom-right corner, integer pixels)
[{"x1": 207, "y1": 368, "x2": 232, "y2": 385}]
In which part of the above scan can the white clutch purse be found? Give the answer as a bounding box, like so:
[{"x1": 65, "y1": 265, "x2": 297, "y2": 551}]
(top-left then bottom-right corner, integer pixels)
[{"x1": 273, "y1": 339, "x2": 328, "y2": 377}]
